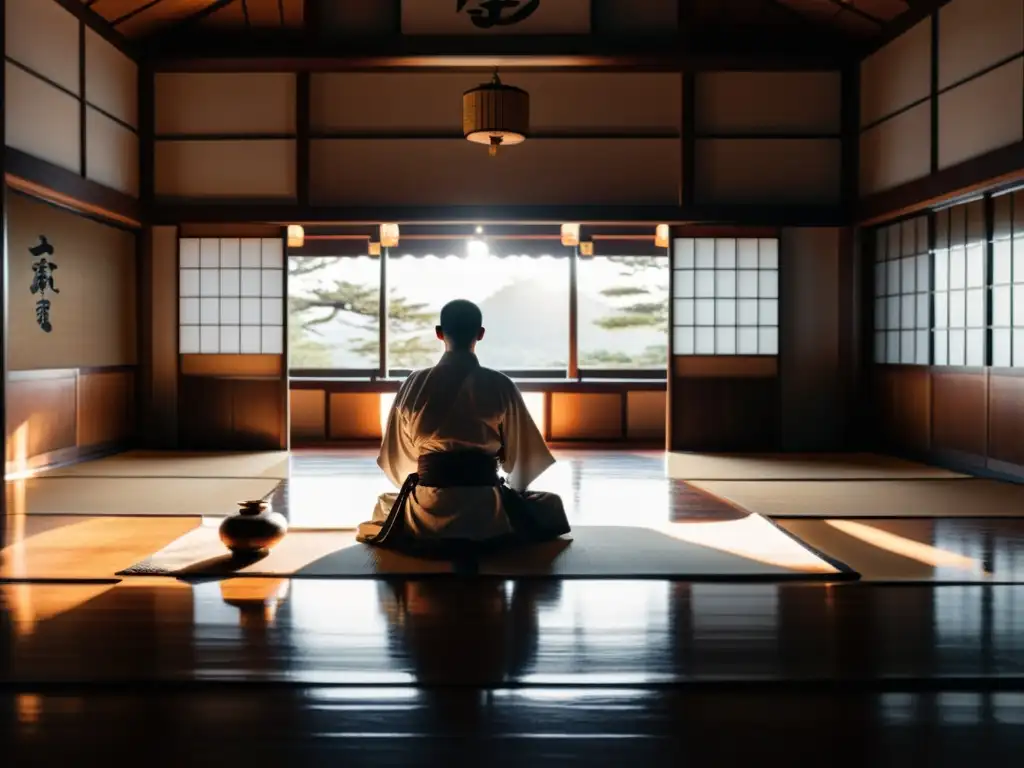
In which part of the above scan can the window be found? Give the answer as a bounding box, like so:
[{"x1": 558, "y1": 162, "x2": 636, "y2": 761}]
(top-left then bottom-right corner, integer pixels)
[
  {"x1": 386, "y1": 246, "x2": 570, "y2": 373},
  {"x1": 991, "y1": 190, "x2": 1024, "y2": 367},
  {"x1": 179, "y1": 238, "x2": 284, "y2": 354},
  {"x1": 577, "y1": 253, "x2": 669, "y2": 370},
  {"x1": 873, "y1": 216, "x2": 930, "y2": 365},
  {"x1": 934, "y1": 201, "x2": 986, "y2": 366},
  {"x1": 671, "y1": 237, "x2": 779, "y2": 355},
  {"x1": 288, "y1": 255, "x2": 380, "y2": 371}
]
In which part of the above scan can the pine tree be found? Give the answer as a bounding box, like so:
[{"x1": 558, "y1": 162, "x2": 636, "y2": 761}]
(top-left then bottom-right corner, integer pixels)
[{"x1": 583, "y1": 256, "x2": 669, "y2": 367}]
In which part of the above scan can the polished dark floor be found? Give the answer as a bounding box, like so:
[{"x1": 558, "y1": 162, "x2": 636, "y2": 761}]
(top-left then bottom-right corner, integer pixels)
[{"x1": 3, "y1": 450, "x2": 1024, "y2": 764}]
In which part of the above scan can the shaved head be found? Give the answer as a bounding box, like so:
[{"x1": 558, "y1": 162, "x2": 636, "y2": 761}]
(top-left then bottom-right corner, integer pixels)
[{"x1": 438, "y1": 300, "x2": 484, "y2": 349}]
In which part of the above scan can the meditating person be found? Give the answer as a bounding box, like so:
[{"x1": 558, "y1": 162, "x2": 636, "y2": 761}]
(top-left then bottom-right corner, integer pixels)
[{"x1": 357, "y1": 299, "x2": 570, "y2": 554}]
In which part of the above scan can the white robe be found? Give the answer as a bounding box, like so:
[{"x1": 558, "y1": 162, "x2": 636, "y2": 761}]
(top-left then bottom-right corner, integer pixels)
[{"x1": 358, "y1": 351, "x2": 568, "y2": 544}]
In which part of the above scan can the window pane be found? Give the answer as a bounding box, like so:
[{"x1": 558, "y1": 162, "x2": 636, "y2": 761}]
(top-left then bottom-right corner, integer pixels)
[
  {"x1": 916, "y1": 294, "x2": 930, "y2": 329},
  {"x1": 934, "y1": 330, "x2": 948, "y2": 365},
  {"x1": 200, "y1": 297, "x2": 219, "y2": 325},
  {"x1": 180, "y1": 325, "x2": 199, "y2": 353},
  {"x1": 180, "y1": 298, "x2": 200, "y2": 325},
  {"x1": 993, "y1": 286, "x2": 1011, "y2": 326},
  {"x1": 200, "y1": 238, "x2": 219, "y2": 268},
  {"x1": 672, "y1": 238, "x2": 694, "y2": 269},
  {"x1": 915, "y1": 330, "x2": 929, "y2": 364},
  {"x1": 695, "y1": 270, "x2": 715, "y2": 297},
  {"x1": 221, "y1": 298, "x2": 240, "y2": 325},
  {"x1": 758, "y1": 239, "x2": 778, "y2": 269},
  {"x1": 288, "y1": 255, "x2": 381, "y2": 369},
  {"x1": 900, "y1": 330, "x2": 914, "y2": 364},
  {"x1": 1014, "y1": 330, "x2": 1024, "y2": 367},
  {"x1": 180, "y1": 269, "x2": 199, "y2": 297},
  {"x1": 875, "y1": 263, "x2": 886, "y2": 296},
  {"x1": 948, "y1": 329, "x2": 966, "y2": 366},
  {"x1": 674, "y1": 299, "x2": 694, "y2": 325},
  {"x1": 949, "y1": 290, "x2": 966, "y2": 328},
  {"x1": 993, "y1": 329, "x2": 1011, "y2": 367},
  {"x1": 738, "y1": 270, "x2": 758, "y2": 297},
  {"x1": 674, "y1": 270, "x2": 695, "y2": 297},
  {"x1": 716, "y1": 299, "x2": 736, "y2": 325},
  {"x1": 758, "y1": 299, "x2": 778, "y2": 326},
  {"x1": 886, "y1": 330, "x2": 899, "y2": 363},
  {"x1": 715, "y1": 270, "x2": 736, "y2": 297},
  {"x1": 220, "y1": 326, "x2": 240, "y2": 354},
  {"x1": 1015, "y1": 285, "x2": 1024, "y2": 327},
  {"x1": 965, "y1": 288, "x2": 984, "y2": 328},
  {"x1": 737, "y1": 299, "x2": 758, "y2": 326},
  {"x1": 901, "y1": 295, "x2": 915, "y2": 329},
  {"x1": 934, "y1": 292, "x2": 949, "y2": 328},
  {"x1": 949, "y1": 248, "x2": 966, "y2": 289},
  {"x1": 695, "y1": 239, "x2": 715, "y2": 268},
  {"x1": 695, "y1": 299, "x2": 715, "y2": 326},
  {"x1": 887, "y1": 296, "x2": 900, "y2": 328},
  {"x1": 757, "y1": 327, "x2": 778, "y2": 355},
  {"x1": 221, "y1": 238, "x2": 240, "y2": 268},
  {"x1": 993, "y1": 240, "x2": 1012, "y2": 284},
  {"x1": 240, "y1": 326, "x2": 261, "y2": 353},
  {"x1": 758, "y1": 270, "x2": 778, "y2": 298},
  {"x1": 887, "y1": 260, "x2": 900, "y2": 294},
  {"x1": 875, "y1": 297, "x2": 887, "y2": 329},
  {"x1": 695, "y1": 327, "x2": 714, "y2": 354},
  {"x1": 199, "y1": 326, "x2": 219, "y2": 354},
  {"x1": 737, "y1": 327, "x2": 758, "y2": 354},
  {"x1": 966, "y1": 329, "x2": 984, "y2": 366},
  {"x1": 966, "y1": 245, "x2": 985, "y2": 288},
  {"x1": 737, "y1": 239, "x2": 758, "y2": 269},
  {"x1": 1014, "y1": 238, "x2": 1024, "y2": 282},
  {"x1": 674, "y1": 326, "x2": 694, "y2": 354},
  {"x1": 934, "y1": 249, "x2": 949, "y2": 290},
  {"x1": 874, "y1": 331, "x2": 886, "y2": 363},
  {"x1": 715, "y1": 239, "x2": 736, "y2": 268},
  {"x1": 916, "y1": 253, "x2": 930, "y2": 290},
  {"x1": 901, "y1": 257, "x2": 916, "y2": 293},
  {"x1": 715, "y1": 327, "x2": 736, "y2": 354},
  {"x1": 180, "y1": 238, "x2": 200, "y2": 268},
  {"x1": 388, "y1": 252, "x2": 571, "y2": 371}
]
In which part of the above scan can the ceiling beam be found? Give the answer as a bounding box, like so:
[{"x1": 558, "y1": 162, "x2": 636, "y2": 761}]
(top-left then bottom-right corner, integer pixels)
[
  {"x1": 144, "y1": 28, "x2": 855, "y2": 71},
  {"x1": 860, "y1": 0, "x2": 952, "y2": 57},
  {"x1": 822, "y1": 0, "x2": 885, "y2": 26},
  {"x1": 50, "y1": 0, "x2": 139, "y2": 60}
]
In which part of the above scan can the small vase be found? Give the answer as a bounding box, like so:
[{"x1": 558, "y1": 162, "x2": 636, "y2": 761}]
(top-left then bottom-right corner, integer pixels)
[{"x1": 219, "y1": 500, "x2": 288, "y2": 555}]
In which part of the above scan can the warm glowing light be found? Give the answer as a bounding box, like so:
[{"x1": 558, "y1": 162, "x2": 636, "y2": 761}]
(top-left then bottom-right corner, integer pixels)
[
  {"x1": 578, "y1": 240, "x2": 594, "y2": 257},
  {"x1": 658, "y1": 514, "x2": 838, "y2": 573},
  {"x1": 561, "y1": 223, "x2": 580, "y2": 247},
  {"x1": 368, "y1": 240, "x2": 382, "y2": 257},
  {"x1": 380, "y1": 223, "x2": 400, "y2": 248},
  {"x1": 378, "y1": 391, "x2": 545, "y2": 441},
  {"x1": 654, "y1": 224, "x2": 669, "y2": 248},
  {"x1": 826, "y1": 520, "x2": 987, "y2": 572},
  {"x1": 286, "y1": 224, "x2": 305, "y2": 248},
  {"x1": 476, "y1": 226, "x2": 484, "y2": 234},
  {"x1": 467, "y1": 239, "x2": 490, "y2": 258}
]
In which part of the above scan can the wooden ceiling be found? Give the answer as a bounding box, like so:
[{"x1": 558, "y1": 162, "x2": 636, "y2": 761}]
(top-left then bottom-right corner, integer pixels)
[{"x1": 83, "y1": 0, "x2": 916, "y2": 40}]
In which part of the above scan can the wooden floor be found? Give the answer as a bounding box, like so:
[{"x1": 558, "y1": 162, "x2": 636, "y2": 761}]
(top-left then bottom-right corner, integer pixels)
[{"x1": 2, "y1": 449, "x2": 1024, "y2": 764}]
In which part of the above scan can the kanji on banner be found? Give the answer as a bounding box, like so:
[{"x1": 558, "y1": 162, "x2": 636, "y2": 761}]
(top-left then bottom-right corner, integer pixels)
[{"x1": 401, "y1": 0, "x2": 591, "y2": 35}]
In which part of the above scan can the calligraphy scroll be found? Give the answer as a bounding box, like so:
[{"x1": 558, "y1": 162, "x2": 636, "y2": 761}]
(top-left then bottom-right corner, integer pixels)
[{"x1": 401, "y1": 0, "x2": 591, "y2": 35}]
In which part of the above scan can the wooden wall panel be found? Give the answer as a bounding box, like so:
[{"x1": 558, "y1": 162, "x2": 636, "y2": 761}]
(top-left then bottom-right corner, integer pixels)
[
  {"x1": 694, "y1": 72, "x2": 841, "y2": 134},
  {"x1": 931, "y1": 369, "x2": 987, "y2": 458},
  {"x1": 143, "y1": 226, "x2": 179, "y2": 447},
  {"x1": 290, "y1": 390, "x2": 326, "y2": 441},
  {"x1": 860, "y1": 17, "x2": 932, "y2": 126},
  {"x1": 937, "y1": 59, "x2": 1024, "y2": 170},
  {"x1": 859, "y1": 102, "x2": 931, "y2": 195},
  {"x1": 154, "y1": 140, "x2": 297, "y2": 198},
  {"x1": 693, "y1": 139, "x2": 841, "y2": 204},
  {"x1": 550, "y1": 393, "x2": 622, "y2": 441},
  {"x1": 592, "y1": 0, "x2": 678, "y2": 35},
  {"x1": 5, "y1": 63, "x2": 81, "y2": 174},
  {"x1": 780, "y1": 227, "x2": 843, "y2": 450},
  {"x1": 938, "y1": 0, "x2": 1023, "y2": 90},
  {"x1": 871, "y1": 366, "x2": 931, "y2": 453},
  {"x1": 671, "y1": 375, "x2": 780, "y2": 452},
  {"x1": 154, "y1": 73, "x2": 297, "y2": 135},
  {"x1": 86, "y1": 107, "x2": 140, "y2": 197},
  {"x1": 84, "y1": 28, "x2": 137, "y2": 128},
  {"x1": 8, "y1": 194, "x2": 136, "y2": 369},
  {"x1": 310, "y1": 72, "x2": 682, "y2": 133},
  {"x1": 626, "y1": 391, "x2": 666, "y2": 441},
  {"x1": 988, "y1": 374, "x2": 1024, "y2": 468},
  {"x1": 309, "y1": 139, "x2": 680, "y2": 206},
  {"x1": 329, "y1": 393, "x2": 383, "y2": 440},
  {"x1": 5, "y1": 372, "x2": 78, "y2": 467},
  {"x1": 178, "y1": 377, "x2": 283, "y2": 450},
  {"x1": 5, "y1": 0, "x2": 80, "y2": 94},
  {"x1": 77, "y1": 370, "x2": 135, "y2": 447},
  {"x1": 318, "y1": 0, "x2": 399, "y2": 35},
  {"x1": 180, "y1": 355, "x2": 282, "y2": 377}
]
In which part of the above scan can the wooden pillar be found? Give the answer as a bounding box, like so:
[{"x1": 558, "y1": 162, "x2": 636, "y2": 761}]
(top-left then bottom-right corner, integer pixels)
[{"x1": 0, "y1": 0, "x2": 7, "y2": 549}]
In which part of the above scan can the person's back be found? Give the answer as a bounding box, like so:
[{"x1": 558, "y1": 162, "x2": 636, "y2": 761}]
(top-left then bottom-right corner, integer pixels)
[{"x1": 358, "y1": 300, "x2": 570, "y2": 552}]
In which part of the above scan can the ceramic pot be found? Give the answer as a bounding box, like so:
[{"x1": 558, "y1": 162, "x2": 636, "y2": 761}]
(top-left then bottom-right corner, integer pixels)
[{"x1": 219, "y1": 500, "x2": 288, "y2": 555}]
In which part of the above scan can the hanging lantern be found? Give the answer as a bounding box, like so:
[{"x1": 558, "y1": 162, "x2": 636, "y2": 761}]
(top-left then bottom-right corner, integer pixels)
[
  {"x1": 463, "y1": 70, "x2": 529, "y2": 157},
  {"x1": 561, "y1": 223, "x2": 580, "y2": 247},
  {"x1": 655, "y1": 224, "x2": 670, "y2": 249},
  {"x1": 286, "y1": 224, "x2": 304, "y2": 248},
  {"x1": 579, "y1": 239, "x2": 594, "y2": 257},
  {"x1": 380, "y1": 223, "x2": 400, "y2": 249},
  {"x1": 368, "y1": 240, "x2": 381, "y2": 257}
]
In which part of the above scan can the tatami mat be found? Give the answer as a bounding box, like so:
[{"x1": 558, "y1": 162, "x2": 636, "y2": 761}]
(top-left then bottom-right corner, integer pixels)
[
  {"x1": 5, "y1": 477, "x2": 281, "y2": 517},
  {"x1": 778, "y1": 519, "x2": 1024, "y2": 583},
  {"x1": 119, "y1": 517, "x2": 846, "y2": 580},
  {"x1": 668, "y1": 452, "x2": 966, "y2": 481},
  {"x1": 689, "y1": 478, "x2": 1024, "y2": 518},
  {"x1": 42, "y1": 451, "x2": 290, "y2": 480}
]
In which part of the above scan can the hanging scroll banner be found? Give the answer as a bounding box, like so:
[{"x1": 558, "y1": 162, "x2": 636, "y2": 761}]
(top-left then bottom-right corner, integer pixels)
[{"x1": 402, "y1": 0, "x2": 592, "y2": 35}]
